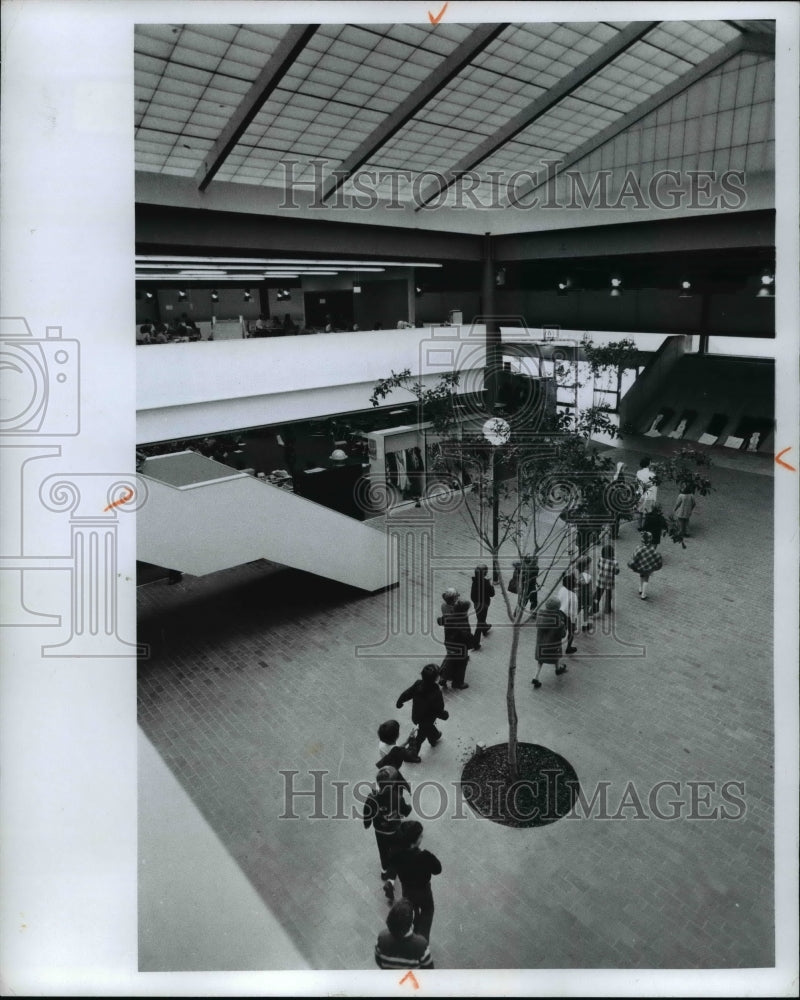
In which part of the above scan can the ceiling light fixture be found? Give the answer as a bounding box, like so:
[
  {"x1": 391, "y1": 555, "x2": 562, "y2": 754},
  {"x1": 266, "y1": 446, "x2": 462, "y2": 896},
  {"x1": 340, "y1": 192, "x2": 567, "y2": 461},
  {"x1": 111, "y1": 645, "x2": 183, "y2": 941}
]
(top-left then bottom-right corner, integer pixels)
[
  {"x1": 177, "y1": 289, "x2": 187, "y2": 300},
  {"x1": 243, "y1": 289, "x2": 252, "y2": 302},
  {"x1": 756, "y1": 272, "x2": 775, "y2": 298},
  {"x1": 135, "y1": 274, "x2": 269, "y2": 282},
  {"x1": 135, "y1": 255, "x2": 440, "y2": 268},
  {"x1": 557, "y1": 279, "x2": 571, "y2": 296},
  {"x1": 211, "y1": 290, "x2": 219, "y2": 302},
  {"x1": 679, "y1": 279, "x2": 692, "y2": 298},
  {"x1": 610, "y1": 277, "x2": 622, "y2": 298}
]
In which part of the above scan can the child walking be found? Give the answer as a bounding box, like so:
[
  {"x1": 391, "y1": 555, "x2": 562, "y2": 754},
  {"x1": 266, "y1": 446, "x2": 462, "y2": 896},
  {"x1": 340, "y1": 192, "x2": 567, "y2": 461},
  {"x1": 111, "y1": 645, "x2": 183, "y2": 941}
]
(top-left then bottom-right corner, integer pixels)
[
  {"x1": 593, "y1": 544, "x2": 620, "y2": 614},
  {"x1": 531, "y1": 596, "x2": 568, "y2": 689},
  {"x1": 627, "y1": 531, "x2": 663, "y2": 600},
  {"x1": 469, "y1": 563, "x2": 495, "y2": 649},
  {"x1": 576, "y1": 554, "x2": 594, "y2": 631},
  {"x1": 376, "y1": 719, "x2": 421, "y2": 768},
  {"x1": 673, "y1": 483, "x2": 697, "y2": 540}
]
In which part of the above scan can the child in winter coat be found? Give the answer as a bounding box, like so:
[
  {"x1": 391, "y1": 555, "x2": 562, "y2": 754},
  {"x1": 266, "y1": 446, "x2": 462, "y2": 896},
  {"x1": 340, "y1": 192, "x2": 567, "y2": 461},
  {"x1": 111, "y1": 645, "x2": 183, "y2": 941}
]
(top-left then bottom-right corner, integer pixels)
[
  {"x1": 376, "y1": 719, "x2": 421, "y2": 768},
  {"x1": 531, "y1": 596, "x2": 568, "y2": 689},
  {"x1": 673, "y1": 483, "x2": 697, "y2": 539},
  {"x1": 627, "y1": 531, "x2": 663, "y2": 600},
  {"x1": 470, "y1": 564, "x2": 495, "y2": 649},
  {"x1": 396, "y1": 665, "x2": 450, "y2": 751},
  {"x1": 438, "y1": 599, "x2": 472, "y2": 689},
  {"x1": 593, "y1": 544, "x2": 620, "y2": 614},
  {"x1": 642, "y1": 505, "x2": 669, "y2": 547},
  {"x1": 363, "y1": 765, "x2": 413, "y2": 899},
  {"x1": 390, "y1": 820, "x2": 442, "y2": 942}
]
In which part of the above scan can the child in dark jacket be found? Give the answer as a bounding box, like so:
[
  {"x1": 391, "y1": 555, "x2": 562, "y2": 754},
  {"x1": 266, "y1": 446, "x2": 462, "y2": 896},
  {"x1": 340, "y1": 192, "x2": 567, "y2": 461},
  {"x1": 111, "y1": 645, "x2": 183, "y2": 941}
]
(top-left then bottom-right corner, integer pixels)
[
  {"x1": 438, "y1": 598, "x2": 472, "y2": 689},
  {"x1": 397, "y1": 665, "x2": 449, "y2": 752},
  {"x1": 363, "y1": 765, "x2": 412, "y2": 900},
  {"x1": 470, "y1": 564, "x2": 495, "y2": 649},
  {"x1": 390, "y1": 820, "x2": 442, "y2": 942},
  {"x1": 531, "y1": 596, "x2": 568, "y2": 688},
  {"x1": 376, "y1": 719, "x2": 421, "y2": 768}
]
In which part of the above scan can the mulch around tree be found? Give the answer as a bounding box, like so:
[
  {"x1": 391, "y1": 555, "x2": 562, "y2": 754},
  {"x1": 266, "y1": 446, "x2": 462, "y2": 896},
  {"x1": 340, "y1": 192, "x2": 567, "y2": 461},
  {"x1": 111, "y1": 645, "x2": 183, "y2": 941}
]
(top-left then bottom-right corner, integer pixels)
[{"x1": 460, "y1": 742, "x2": 580, "y2": 829}]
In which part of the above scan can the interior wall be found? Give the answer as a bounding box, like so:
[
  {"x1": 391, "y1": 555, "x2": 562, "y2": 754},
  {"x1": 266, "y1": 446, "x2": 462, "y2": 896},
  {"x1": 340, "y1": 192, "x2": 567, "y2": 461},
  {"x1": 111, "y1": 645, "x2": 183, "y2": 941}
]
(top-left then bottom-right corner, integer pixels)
[
  {"x1": 353, "y1": 279, "x2": 408, "y2": 330},
  {"x1": 415, "y1": 290, "x2": 481, "y2": 325},
  {"x1": 154, "y1": 288, "x2": 261, "y2": 323},
  {"x1": 494, "y1": 287, "x2": 773, "y2": 337},
  {"x1": 265, "y1": 288, "x2": 305, "y2": 326}
]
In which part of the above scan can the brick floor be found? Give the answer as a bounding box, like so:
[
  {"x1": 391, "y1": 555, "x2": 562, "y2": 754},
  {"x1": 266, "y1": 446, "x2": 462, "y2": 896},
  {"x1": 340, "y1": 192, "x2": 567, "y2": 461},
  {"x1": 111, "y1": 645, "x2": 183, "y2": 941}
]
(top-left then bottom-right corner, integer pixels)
[{"x1": 137, "y1": 451, "x2": 774, "y2": 970}]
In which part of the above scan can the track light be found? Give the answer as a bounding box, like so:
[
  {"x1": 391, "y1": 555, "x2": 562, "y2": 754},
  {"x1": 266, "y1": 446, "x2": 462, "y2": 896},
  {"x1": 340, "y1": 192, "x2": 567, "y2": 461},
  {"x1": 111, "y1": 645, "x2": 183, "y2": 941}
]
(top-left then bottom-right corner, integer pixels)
[
  {"x1": 145, "y1": 290, "x2": 154, "y2": 300},
  {"x1": 178, "y1": 289, "x2": 187, "y2": 300},
  {"x1": 610, "y1": 277, "x2": 622, "y2": 298},
  {"x1": 211, "y1": 290, "x2": 219, "y2": 302},
  {"x1": 679, "y1": 279, "x2": 692, "y2": 299},
  {"x1": 756, "y1": 272, "x2": 774, "y2": 298},
  {"x1": 243, "y1": 289, "x2": 252, "y2": 302},
  {"x1": 557, "y1": 279, "x2": 571, "y2": 296}
]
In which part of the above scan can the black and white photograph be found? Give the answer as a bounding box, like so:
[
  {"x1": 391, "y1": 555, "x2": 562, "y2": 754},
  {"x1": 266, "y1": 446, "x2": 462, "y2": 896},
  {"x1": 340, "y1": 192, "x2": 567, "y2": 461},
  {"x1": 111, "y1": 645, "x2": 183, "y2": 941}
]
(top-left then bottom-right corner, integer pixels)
[{"x1": 1, "y1": 1, "x2": 798, "y2": 996}]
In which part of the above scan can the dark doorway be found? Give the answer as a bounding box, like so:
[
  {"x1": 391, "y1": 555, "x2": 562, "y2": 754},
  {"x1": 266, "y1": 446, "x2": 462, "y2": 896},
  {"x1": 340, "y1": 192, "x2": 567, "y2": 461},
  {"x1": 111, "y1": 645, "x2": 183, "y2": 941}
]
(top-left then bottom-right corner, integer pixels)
[{"x1": 303, "y1": 290, "x2": 354, "y2": 331}]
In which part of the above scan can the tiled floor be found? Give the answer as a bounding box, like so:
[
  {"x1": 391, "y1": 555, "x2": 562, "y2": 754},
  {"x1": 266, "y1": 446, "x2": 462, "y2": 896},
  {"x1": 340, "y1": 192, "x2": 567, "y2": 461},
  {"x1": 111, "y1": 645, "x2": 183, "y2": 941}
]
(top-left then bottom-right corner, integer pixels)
[{"x1": 137, "y1": 447, "x2": 774, "y2": 971}]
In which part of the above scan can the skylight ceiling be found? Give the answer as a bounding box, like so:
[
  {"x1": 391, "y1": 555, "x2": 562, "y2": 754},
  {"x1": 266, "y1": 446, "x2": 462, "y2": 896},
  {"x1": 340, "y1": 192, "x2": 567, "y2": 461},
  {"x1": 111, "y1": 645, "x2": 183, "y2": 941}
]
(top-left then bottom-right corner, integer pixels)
[{"x1": 134, "y1": 18, "x2": 774, "y2": 210}]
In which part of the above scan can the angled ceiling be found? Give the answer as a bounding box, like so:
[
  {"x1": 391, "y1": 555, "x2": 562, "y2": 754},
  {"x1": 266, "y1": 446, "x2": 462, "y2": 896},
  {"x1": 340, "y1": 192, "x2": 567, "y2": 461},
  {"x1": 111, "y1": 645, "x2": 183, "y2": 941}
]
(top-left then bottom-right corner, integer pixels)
[{"x1": 135, "y1": 17, "x2": 774, "y2": 231}]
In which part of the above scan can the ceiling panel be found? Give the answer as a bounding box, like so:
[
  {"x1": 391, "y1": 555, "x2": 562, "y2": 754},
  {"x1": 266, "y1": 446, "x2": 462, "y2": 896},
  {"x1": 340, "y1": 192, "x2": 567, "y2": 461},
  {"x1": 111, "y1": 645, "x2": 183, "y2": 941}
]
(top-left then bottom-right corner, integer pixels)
[{"x1": 135, "y1": 17, "x2": 774, "y2": 210}]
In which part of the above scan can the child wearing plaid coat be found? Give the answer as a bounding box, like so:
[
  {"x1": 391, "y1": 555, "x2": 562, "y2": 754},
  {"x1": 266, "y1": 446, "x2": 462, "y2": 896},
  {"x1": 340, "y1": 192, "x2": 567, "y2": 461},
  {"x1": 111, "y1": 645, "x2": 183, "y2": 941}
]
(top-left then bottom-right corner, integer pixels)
[
  {"x1": 627, "y1": 531, "x2": 663, "y2": 600},
  {"x1": 593, "y1": 544, "x2": 620, "y2": 614}
]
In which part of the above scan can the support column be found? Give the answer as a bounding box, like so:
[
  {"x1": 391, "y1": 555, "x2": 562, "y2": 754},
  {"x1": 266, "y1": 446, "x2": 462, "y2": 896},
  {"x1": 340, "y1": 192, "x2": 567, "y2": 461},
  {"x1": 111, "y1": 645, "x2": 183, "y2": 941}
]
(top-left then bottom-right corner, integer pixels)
[
  {"x1": 407, "y1": 272, "x2": 416, "y2": 327},
  {"x1": 698, "y1": 291, "x2": 710, "y2": 355},
  {"x1": 481, "y1": 232, "x2": 501, "y2": 412}
]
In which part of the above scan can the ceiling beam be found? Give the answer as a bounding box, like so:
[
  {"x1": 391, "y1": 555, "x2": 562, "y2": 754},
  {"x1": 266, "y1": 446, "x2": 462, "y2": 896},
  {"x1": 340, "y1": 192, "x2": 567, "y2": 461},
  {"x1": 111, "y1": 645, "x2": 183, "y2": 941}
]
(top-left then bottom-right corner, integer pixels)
[
  {"x1": 415, "y1": 21, "x2": 658, "y2": 209},
  {"x1": 508, "y1": 33, "x2": 753, "y2": 207},
  {"x1": 316, "y1": 22, "x2": 509, "y2": 205},
  {"x1": 736, "y1": 31, "x2": 775, "y2": 54},
  {"x1": 196, "y1": 24, "x2": 319, "y2": 192}
]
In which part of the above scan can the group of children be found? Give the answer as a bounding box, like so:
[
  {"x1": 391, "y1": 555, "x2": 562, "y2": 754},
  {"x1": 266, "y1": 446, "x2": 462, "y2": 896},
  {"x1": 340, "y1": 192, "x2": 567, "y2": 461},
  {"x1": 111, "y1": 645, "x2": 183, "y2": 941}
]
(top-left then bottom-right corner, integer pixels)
[
  {"x1": 436, "y1": 564, "x2": 496, "y2": 690},
  {"x1": 369, "y1": 466, "x2": 699, "y2": 965},
  {"x1": 366, "y1": 718, "x2": 444, "y2": 968}
]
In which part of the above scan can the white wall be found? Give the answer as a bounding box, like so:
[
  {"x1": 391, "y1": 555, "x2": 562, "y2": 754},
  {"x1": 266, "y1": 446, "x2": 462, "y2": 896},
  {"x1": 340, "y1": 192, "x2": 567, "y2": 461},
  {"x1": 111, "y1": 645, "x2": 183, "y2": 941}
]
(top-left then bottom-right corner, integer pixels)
[{"x1": 137, "y1": 325, "x2": 486, "y2": 443}]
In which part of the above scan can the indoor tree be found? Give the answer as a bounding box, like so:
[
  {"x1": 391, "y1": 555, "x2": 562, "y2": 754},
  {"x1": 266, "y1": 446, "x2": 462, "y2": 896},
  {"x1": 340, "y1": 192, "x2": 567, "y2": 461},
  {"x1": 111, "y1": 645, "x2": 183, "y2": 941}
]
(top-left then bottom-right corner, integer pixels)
[{"x1": 368, "y1": 368, "x2": 631, "y2": 786}]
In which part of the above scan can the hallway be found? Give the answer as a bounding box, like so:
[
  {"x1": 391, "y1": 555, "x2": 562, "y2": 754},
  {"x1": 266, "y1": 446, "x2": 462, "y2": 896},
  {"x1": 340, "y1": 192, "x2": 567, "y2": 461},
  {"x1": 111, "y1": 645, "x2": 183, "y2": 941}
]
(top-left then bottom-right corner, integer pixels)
[{"x1": 138, "y1": 453, "x2": 775, "y2": 971}]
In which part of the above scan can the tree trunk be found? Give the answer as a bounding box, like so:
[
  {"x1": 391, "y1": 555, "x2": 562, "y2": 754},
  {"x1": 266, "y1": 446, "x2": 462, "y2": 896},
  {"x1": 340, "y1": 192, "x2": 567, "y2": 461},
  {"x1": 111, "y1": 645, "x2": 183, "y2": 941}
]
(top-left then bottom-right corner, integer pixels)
[{"x1": 506, "y1": 614, "x2": 521, "y2": 783}]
